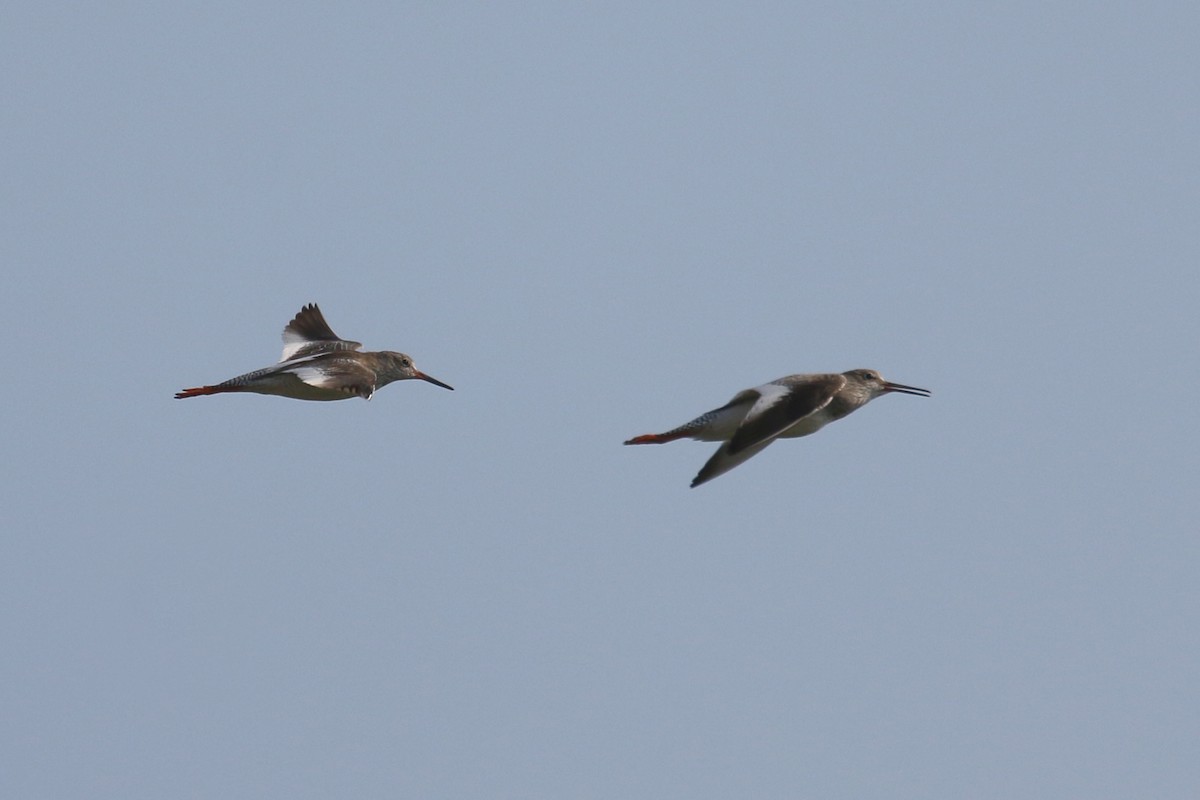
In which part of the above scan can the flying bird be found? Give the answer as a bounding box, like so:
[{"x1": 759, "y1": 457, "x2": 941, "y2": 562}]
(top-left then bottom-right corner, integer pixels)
[
  {"x1": 175, "y1": 303, "x2": 453, "y2": 401},
  {"x1": 625, "y1": 369, "x2": 929, "y2": 487}
]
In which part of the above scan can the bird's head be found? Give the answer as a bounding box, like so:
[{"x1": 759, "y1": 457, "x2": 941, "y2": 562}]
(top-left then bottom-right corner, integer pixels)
[
  {"x1": 377, "y1": 351, "x2": 454, "y2": 391},
  {"x1": 845, "y1": 368, "x2": 930, "y2": 400}
]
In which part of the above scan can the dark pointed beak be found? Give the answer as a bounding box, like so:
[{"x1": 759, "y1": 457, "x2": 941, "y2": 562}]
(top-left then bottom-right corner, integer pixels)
[
  {"x1": 415, "y1": 370, "x2": 454, "y2": 391},
  {"x1": 883, "y1": 381, "x2": 930, "y2": 397}
]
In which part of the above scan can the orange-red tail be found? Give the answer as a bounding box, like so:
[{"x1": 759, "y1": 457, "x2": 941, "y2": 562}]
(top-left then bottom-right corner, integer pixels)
[
  {"x1": 175, "y1": 385, "x2": 228, "y2": 399},
  {"x1": 624, "y1": 432, "x2": 684, "y2": 445}
]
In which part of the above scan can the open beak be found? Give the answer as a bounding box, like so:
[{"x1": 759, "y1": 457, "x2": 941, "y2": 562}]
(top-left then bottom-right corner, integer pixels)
[
  {"x1": 883, "y1": 381, "x2": 930, "y2": 397},
  {"x1": 415, "y1": 370, "x2": 454, "y2": 391}
]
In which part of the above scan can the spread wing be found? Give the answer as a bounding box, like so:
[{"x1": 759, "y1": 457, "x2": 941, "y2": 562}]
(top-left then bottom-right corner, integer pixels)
[
  {"x1": 726, "y1": 374, "x2": 844, "y2": 455},
  {"x1": 691, "y1": 438, "x2": 777, "y2": 488},
  {"x1": 690, "y1": 375, "x2": 845, "y2": 487},
  {"x1": 280, "y1": 303, "x2": 363, "y2": 362}
]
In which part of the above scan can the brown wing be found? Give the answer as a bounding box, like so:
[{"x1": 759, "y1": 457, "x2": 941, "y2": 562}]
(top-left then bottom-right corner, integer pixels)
[
  {"x1": 280, "y1": 304, "x2": 363, "y2": 362},
  {"x1": 691, "y1": 438, "x2": 777, "y2": 487}
]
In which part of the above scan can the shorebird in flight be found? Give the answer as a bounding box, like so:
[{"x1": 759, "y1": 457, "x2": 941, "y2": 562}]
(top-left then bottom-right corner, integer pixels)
[
  {"x1": 175, "y1": 303, "x2": 453, "y2": 401},
  {"x1": 625, "y1": 369, "x2": 929, "y2": 487}
]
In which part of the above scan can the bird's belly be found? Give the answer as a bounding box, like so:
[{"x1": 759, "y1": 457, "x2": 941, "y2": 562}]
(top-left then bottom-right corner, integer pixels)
[
  {"x1": 777, "y1": 412, "x2": 832, "y2": 439},
  {"x1": 247, "y1": 374, "x2": 353, "y2": 401}
]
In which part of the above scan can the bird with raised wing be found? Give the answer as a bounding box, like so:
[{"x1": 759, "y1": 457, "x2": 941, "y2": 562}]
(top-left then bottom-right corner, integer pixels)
[
  {"x1": 175, "y1": 304, "x2": 453, "y2": 401},
  {"x1": 625, "y1": 369, "x2": 929, "y2": 487}
]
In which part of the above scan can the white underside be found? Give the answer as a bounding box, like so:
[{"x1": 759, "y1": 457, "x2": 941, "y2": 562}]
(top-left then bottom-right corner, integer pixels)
[{"x1": 775, "y1": 411, "x2": 833, "y2": 438}]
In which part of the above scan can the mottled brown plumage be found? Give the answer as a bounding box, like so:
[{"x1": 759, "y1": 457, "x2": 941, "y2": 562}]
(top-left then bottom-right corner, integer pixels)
[{"x1": 175, "y1": 304, "x2": 453, "y2": 401}]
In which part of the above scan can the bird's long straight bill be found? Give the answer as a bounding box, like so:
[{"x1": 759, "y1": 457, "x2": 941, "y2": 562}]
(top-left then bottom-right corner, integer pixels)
[
  {"x1": 416, "y1": 371, "x2": 454, "y2": 390},
  {"x1": 883, "y1": 381, "x2": 931, "y2": 397}
]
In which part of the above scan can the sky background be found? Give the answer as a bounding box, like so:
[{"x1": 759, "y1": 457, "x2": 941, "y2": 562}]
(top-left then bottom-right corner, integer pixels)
[{"x1": 3, "y1": 3, "x2": 1198, "y2": 798}]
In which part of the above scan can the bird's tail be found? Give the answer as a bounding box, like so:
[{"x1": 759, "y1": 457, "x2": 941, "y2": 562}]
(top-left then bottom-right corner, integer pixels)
[{"x1": 175, "y1": 385, "x2": 235, "y2": 399}]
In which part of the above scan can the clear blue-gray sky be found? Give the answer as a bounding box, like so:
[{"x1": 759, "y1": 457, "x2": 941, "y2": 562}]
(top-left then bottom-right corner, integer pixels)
[{"x1": 3, "y1": 3, "x2": 1198, "y2": 798}]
